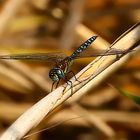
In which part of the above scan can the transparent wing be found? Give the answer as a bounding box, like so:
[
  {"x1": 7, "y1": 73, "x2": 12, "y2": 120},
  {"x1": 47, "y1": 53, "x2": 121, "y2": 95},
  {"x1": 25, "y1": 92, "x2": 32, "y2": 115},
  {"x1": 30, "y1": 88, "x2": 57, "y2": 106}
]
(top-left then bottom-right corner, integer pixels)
[
  {"x1": 73, "y1": 48, "x2": 129, "y2": 59},
  {"x1": 0, "y1": 52, "x2": 67, "y2": 62}
]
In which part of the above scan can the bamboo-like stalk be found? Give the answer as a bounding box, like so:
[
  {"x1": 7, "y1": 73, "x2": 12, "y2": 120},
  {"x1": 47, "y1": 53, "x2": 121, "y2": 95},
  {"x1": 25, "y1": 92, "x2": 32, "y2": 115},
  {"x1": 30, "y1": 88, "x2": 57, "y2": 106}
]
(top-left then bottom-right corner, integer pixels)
[{"x1": 0, "y1": 22, "x2": 139, "y2": 140}]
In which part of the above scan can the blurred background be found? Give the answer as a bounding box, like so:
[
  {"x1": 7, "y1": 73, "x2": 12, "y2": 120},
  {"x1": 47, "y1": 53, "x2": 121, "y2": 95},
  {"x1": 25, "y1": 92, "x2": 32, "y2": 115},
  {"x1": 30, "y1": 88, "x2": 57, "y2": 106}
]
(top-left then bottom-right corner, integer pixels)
[{"x1": 0, "y1": 0, "x2": 140, "y2": 140}]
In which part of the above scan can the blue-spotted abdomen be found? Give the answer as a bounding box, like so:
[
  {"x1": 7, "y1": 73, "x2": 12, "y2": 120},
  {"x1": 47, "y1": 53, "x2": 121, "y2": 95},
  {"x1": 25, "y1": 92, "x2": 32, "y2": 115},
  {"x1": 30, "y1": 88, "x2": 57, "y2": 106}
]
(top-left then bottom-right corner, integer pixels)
[{"x1": 70, "y1": 35, "x2": 98, "y2": 60}]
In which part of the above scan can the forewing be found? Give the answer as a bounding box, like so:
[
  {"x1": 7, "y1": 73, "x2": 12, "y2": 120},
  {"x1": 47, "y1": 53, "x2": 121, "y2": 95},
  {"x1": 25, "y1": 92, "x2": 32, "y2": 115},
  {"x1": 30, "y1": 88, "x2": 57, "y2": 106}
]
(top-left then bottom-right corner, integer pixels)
[
  {"x1": 0, "y1": 52, "x2": 67, "y2": 62},
  {"x1": 73, "y1": 48, "x2": 127, "y2": 59}
]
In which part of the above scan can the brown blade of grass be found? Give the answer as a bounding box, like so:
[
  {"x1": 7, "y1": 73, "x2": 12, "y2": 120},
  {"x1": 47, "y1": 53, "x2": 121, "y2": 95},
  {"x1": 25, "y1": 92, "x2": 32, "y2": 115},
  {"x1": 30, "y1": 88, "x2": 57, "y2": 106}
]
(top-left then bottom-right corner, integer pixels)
[
  {"x1": 0, "y1": 22, "x2": 139, "y2": 140},
  {"x1": 0, "y1": 61, "x2": 34, "y2": 93},
  {"x1": 71, "y1": 103, "x2": 115, "y2": 137},
  {"x1": 0, "y1": 59, "x2": 50, "y2": 93},
  {"x1": 1, "y1": 60, "x2": 51, "y2": 92},
  {"x1": 60, "y1": 0, "x2": 85, "y2": 49},
  {"x1": 0, "y1": 0, "x2": 27, "y2": 36},
  {"x1": 76, "y1": 24, "x2": 110, "y2": 49}
]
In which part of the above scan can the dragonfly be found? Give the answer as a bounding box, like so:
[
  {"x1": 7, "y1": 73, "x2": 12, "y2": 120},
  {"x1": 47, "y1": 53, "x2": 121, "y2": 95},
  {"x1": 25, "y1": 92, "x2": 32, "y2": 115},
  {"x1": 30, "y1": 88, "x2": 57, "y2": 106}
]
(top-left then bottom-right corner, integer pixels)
[{"x1": 0, "y1": 35, "x2": 128, "y2": 91}]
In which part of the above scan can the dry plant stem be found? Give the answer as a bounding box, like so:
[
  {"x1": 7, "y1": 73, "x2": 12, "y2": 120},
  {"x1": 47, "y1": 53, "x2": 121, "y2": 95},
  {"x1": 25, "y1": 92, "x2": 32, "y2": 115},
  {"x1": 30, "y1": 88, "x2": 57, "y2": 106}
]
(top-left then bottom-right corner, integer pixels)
[
  {"x1": 0, "y1": 23, "x2": 139, "y2": 140},
  {"x1": 1, "y1": 60, "x2": 51, "y2": 92},
  {"x1": 0, "y1": 62, "x2": 33, "y2": 91},
  {"x1": 71, "y1": 103, "x2": 115, "y2": 137},
  {"x1": 0, "y1": 0, "x2": 27, "y2": 35},
  {"x1": 94, "y1": 110, "x2": 140, "y2": 123},
  {"x1": 60, "y1": 0, "x2": 85, "y2": 49},
  {"x1": 47, "y1": 109, "x2": 140, "y2": 126},
  {"x1": 69, "y1": 23, "x2": 140, "y2": 102},
  {"x1": 68, "y1": 24, "x2": 111, "y2": 102},
  {"x1": 0, "y1": 87, "x2": 65, "y2": 140},
  {"x1": 76, "y1": 88, "x2": 118, "y2": 107},
  {"x1": 76, "y1": 24, "x2": 110, "y2": 49},
  {"x1": 0, "y1": 102, "x2": 31, "y2": 121},
  {"x1": 1, "y1": 103, "x2": 140, "y2": 127}
]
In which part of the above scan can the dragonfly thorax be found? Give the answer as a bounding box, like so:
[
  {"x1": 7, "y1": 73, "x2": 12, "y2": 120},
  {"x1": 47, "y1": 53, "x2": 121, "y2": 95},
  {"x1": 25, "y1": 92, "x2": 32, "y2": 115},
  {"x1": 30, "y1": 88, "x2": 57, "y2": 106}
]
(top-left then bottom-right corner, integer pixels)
[{"x1": 49, "y1": 68, "x2": 65, "y2": 82}]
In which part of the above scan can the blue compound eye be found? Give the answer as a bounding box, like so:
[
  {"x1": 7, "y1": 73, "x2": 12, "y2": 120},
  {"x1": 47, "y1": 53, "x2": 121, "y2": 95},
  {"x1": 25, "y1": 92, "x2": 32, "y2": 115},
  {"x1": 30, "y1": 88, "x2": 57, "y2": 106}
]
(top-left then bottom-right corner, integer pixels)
[
  {"x1": 49, "y1": 73, "x2": 59, "y2": 82},
  {"x1": 49, "y1": 68, "x2": 64, "y2": 82}
]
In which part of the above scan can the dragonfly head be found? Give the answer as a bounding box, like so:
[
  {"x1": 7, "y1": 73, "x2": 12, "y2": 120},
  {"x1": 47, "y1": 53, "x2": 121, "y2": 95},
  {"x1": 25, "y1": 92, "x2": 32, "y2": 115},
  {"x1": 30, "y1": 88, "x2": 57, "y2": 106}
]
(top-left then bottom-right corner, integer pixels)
[{"x1": 49, "y1": 68, "x2": 65, "y2": 82}]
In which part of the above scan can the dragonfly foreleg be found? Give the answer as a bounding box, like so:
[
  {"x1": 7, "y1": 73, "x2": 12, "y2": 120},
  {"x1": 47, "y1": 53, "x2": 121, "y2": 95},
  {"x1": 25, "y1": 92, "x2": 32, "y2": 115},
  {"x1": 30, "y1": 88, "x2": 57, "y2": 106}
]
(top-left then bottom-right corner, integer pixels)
[
  {"x1": 68, "y1": 71, "x2": 81, "y2": 83},
  {"x1": 51, "y1": 81, "x2": 56, "y2": 92},
  {"x1": 55, "y1": 80, "x2": 60, "y2": 89},
  {"x1": 63, "y1": 77, "x2": 73, "y2": 97},
  {"x1": 51, "y1": 80, "x2": 61, "y2": 92}
]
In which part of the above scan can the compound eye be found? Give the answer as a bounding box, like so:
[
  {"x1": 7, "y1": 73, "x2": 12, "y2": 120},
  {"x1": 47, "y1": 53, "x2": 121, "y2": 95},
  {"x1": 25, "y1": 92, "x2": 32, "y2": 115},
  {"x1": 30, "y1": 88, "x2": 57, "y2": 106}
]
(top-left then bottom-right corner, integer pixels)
[
  {"x1": 49, "y1": 68, "x2": 64, "y2": 82},
  {"x1": 49, "y1": 73, "x2": 59, "y2": 82},
  {"x1": 49, "y1": 69, "x2": 59, "y2": 82},
  {"x1": 56, "y1": 69, "x2": 65, "y2": 78}
]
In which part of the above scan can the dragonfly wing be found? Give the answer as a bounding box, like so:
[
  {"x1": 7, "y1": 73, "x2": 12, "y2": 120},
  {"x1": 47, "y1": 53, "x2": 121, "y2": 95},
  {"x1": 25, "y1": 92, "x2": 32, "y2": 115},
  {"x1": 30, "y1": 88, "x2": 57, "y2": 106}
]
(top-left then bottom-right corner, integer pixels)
[
  {"x1": 0, "y1": 52, "x2": 67, "y2": 62},
  {"x1": 73, "y1": 48, "x2": 128, "y2": 59}
]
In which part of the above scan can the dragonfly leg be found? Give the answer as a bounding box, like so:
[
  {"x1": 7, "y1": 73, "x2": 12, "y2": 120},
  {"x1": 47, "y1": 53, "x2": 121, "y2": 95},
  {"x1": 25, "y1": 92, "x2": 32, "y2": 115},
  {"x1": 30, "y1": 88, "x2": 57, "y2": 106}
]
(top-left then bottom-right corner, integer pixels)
[
  {"x1": 51, "y1": 81, "x2": 56, "y2": 92},
  {"x1": 63, "y1": 77, "x2": 73, "y2": 97},
  {"x1": 67, "y1": 80, "x2": 73, "y2": 97},
  {"x1": 55, "y1": 80, "x2": 60, "y2": 89},
  {"x1": 51, "y1": 80, "x2": 61, "y2": 92},
  {"x1": 68, "y1": 71, "x2": 81, "y2": 83}
]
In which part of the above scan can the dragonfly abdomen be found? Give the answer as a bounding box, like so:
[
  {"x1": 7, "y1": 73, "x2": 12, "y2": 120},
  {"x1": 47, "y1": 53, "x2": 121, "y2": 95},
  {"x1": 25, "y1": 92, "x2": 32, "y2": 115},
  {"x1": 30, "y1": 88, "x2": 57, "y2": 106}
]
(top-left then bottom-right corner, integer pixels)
[{"x1": 69, "y1": 35, "x2": 97, "y2": 60}]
